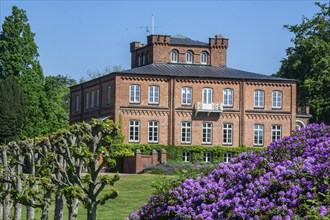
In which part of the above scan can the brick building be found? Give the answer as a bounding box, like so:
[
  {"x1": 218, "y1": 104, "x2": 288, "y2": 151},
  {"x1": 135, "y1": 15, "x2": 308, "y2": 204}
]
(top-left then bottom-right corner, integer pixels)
[{"x1": 70, "y1": 34, "x2": 311, "y2": 148}]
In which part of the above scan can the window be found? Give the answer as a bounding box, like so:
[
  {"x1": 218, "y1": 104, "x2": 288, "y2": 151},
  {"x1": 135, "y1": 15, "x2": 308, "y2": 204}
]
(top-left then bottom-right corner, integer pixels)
[
  {"x1": 272, "y1": 91, "x2": 282, "y2": 108},
  {"x1": 202, "y1": 88, "x2": 213, "y2": 104},
  {"x1": 129, "y1": 120, "x2": 139, "y2": 142},
  {"x1": 202, "y1": 123, "x2": 212, "y2": 144},
  {"x1": 223, "y1": 123, "x2": 233, "y2": 145},
  {"x1": 85, "y1": 92, "x2": 89, "y2": 110},
  {"x1": 149, "y1": 86, "x2": 159, "y2": 104},
  {"x1": 91, "y1": 90, "x2": 94, "y2": 108},
  {"x1": 130, "y1": 85, "x2": 140, "y2": 103},
  {"x1": 182, "y1": 151, "x2": 191, "y2": 162},
  {"x1": 223, "y1": 89, "x2": 233, "y2": 107},
  {"x1": 171, "y1": 50, "x2": 178, "y2": 63},
  {"x1": 224, "y1": 152, "x2": 233, "y2": 163},
  {"x1": 186, "y1": 51, "x2": 193, "y2": 64},
  {"x1": 271, "y1": 125, "x2": 282, "y2": 142},
  {"x1": 96, "y1": 89, "x2": 100, "y2": 107},
  {"x1": 181, "y1": 122, "x2": 192, "y2": 143},
  {"x1": 148, "y1": 121, "x2": 158, "y2": 143},
  {"x1": 75, "y1": 95, "x2": 79, "y2": 112},
  {"x1": 142, "y1": 54, "x2": 146, "y2": 65},
  {"x1": 254, "y1": 124, "x2": 264, "y2": 146},
  {"x1": 138, "y1": 55, "x2": 141, "y2": 66},
  {"x1": 201, "y1": 52, "x2": 208, "y2": 64},
  {"x1": 254, "y1": 90, "x2": 264, "y2": 108},
  {"x1": 204, "y1": 152, "x2": 211, "y2": 162},
  {"x1": 107, "y1": 85, "x2": 111, "y2": 104},
  {"x1": 182, "y1": 87, "x2": 192, "y2": 105}
]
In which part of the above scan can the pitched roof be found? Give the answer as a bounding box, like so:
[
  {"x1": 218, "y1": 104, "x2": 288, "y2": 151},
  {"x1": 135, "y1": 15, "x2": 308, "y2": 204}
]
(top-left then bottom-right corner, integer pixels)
[
  {"x1": 170, "y1": 35, "x2": 209, "y2": 47},
  {"x1": 119, "y1": 63, "x2": 294, "y2": 82}
]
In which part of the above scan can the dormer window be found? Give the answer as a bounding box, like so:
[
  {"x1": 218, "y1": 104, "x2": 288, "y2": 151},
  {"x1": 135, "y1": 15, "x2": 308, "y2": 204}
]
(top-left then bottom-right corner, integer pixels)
[
  {"x1": 201, "y1": 52, "x2": 208, "y2": 64},
  {"x1": 171, "y1": 50, "x2": 178, "y2": 63},
  {"x1": 138, "y1": 55, "x2": 142, "y2": 66},
  {"x1": 186, "y1": 51, "x2": 193, "y2": 64}
]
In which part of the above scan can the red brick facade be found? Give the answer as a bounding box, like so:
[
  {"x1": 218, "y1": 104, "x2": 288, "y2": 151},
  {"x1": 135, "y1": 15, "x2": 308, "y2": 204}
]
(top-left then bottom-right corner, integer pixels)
[{"x1": 70, "y1": 34, "x2": 311, "y2": 148}]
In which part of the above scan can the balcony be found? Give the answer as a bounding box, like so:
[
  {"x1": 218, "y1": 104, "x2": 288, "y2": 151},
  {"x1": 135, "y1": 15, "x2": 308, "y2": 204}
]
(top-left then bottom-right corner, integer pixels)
[{"x1": 194, "y1": 102, "x2": 224, "y2": 116}]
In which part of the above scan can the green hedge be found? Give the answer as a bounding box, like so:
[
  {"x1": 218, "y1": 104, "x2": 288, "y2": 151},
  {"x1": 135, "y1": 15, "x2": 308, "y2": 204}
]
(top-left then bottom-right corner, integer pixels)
[{"x1": 110, "y1": 144, "x2": 265, "y2": 163}]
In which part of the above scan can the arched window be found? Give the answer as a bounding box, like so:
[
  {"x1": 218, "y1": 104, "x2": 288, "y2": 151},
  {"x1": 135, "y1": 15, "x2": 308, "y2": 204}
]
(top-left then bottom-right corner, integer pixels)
[
  {"x1": 201, "y1": 52, "x2": 208, "y2": 64},
  {"x1": 296, "y1": 120, "x2": 306, "y2": 130},
  {"x1": 186, "y1": 51, "x2": 193, "y2": 64},
  {"x1": 171, "y1": 50, "x2": 178, "y2": 63}
]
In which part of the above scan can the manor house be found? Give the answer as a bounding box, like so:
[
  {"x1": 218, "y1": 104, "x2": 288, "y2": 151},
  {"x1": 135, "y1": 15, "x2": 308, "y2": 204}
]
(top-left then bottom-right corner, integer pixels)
[{"x1": 70, "y1": 34, "x2": 311, "y2": 148}]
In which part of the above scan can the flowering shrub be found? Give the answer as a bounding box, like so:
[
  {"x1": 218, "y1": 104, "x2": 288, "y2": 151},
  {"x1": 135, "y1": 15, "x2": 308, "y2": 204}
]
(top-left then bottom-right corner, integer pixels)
[{"x1": 129, "y1": 124, "x2": 330, "y2": 219}]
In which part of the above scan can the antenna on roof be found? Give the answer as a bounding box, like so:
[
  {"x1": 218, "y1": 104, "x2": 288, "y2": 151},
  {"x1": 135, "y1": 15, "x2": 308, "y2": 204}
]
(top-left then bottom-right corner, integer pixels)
[{"x1": 136, "y1": 15, "x2": 159, "y2": 35}]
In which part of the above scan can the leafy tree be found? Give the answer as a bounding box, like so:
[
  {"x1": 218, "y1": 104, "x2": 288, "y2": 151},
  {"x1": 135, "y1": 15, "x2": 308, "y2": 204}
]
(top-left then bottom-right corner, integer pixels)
[
  {"x1": 80, "y1": 65, "x2": 122, "y2": 82},
  {"x1": 44, "y1": 75, "x2": 76, "y2": 131},
  {"x1": 0, "y1": 76, "x2": 25, "y2": 143},
  {"x1": 0, "y1": 6, "x2": 50, "y2": 137},
  {"x1": 274, "y1": 2, "x2": 330, "y2": 124}
]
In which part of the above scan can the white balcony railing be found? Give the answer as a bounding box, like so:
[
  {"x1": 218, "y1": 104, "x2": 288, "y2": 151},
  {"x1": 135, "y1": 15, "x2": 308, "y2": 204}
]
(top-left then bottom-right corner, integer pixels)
[{"x1": 194, "y1": 102, "x2": 224, "y2": 116}]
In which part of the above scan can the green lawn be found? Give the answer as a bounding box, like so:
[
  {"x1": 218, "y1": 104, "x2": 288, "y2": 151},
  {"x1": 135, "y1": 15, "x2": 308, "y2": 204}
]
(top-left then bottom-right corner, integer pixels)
[{"x1": 29, "y1": 174, "x2": 171, "y2": 220}]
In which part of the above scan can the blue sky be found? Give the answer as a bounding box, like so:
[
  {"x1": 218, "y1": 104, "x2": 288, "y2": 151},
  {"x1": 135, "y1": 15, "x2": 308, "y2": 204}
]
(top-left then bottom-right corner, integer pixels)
[{"x1": 0, "y1": 1, "x2": 324, "y2": 81}]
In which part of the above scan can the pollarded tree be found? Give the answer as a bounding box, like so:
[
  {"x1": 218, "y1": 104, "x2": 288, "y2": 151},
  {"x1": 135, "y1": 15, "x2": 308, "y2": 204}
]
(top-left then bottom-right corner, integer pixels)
[{"x1": 274, "y1": 2, "x2": 330, "y2": 124}]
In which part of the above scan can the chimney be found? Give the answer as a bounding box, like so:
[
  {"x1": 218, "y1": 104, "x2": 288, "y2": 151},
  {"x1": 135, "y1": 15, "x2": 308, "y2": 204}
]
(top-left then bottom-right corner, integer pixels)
[{"x1": 209, "y1": 34, "x2": 229, "y2": 67}]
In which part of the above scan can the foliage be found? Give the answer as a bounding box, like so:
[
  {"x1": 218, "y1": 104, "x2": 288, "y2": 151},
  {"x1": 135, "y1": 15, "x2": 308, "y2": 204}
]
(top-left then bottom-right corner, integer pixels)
[
  {"x1": 0, "y1": 119, "x2": 122, "y2": 220},
  {"x1": 0, "y1": 6, "x2": 77, "y2": 139},
  {"x1": 129, "y1": 124, "x2": 330, "y2": 219},
  {"x1": 111, "y1": 143, "x2": 264, "y2": 163},
  {"x1": 274, "y1": 2, "x2": 330, "y2": 124},
  {"x1": 44, "y1": 75, "x2": 76, "y2": 131},
  {"x1": 80, "y1": 65, "x2": 122, "y2": 83},
  {"x1": 0, "y1": 76, "x2": 25, "y2": 143}
]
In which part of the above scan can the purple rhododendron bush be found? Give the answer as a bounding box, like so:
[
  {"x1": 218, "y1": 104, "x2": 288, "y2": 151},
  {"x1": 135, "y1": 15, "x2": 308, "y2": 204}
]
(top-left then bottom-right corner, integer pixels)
[{"x1": 129, "y1": 124, "x2": 330, "y2": 219}]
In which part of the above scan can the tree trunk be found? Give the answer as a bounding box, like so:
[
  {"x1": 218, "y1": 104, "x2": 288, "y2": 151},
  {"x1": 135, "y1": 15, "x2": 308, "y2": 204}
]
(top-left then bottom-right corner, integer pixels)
[
  {"x1": 3, "y1": 194, "x2": 11, "y2": 220},
  {"x1": 13, "y1": 163, "x2": 23, "y2": 220},
  {"x1": 54, "y1": 192, "x2": 64, "y2": 220},
  {"x1": 67, "y1": 198, "x2": 79, "y2": 220},
  {"x1": 26, "y1": 206, "x2": 35, "y2": 220},
  {"x1": 86, "y1": 203, "x2": 97, "y2": 220},
  {"x1": 40, "y1": 189, "x2": 52, "y2": 220},
  {"x1": 0, "y1": 203, "x2": 3, "y2": 220}
]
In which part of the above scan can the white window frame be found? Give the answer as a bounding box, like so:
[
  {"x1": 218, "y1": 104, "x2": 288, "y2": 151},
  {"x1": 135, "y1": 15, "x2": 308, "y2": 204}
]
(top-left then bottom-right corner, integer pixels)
[
  {"x1": 75, "y1": 95, "x2": 79, "y2": 112},
  {"x1": 254, "y1": 90, "x2": 264, "y2": 108},
  {"x1": 201, "y1": 52, "x2": 208, "y2": 64},
  {"x1": 148, "y1": 121, "x2": 158, "y2": 143},
  {"x1": 171, "y1": 50, "x2": 178, "y2": 63},
  {"x1": 96, "y1": 89, "x2": 100, "y2": 107},
  {"x1": 202, "y1": 88, "x2": 213, "y2": 104},
  {"x1": 182, "y1": 87, "x2": 192, "y2": 105},
  {"x1": 223, "y1": 123, "x2": 233, "y2": 145},
  {"x1": 129, "y1": 120, "x2": 140, "y2": 143},
  {"x1": 107, "y1": 85, "x2": 111, "y2": 104},
  {"x1": 181, "y1": 122, "x2": 192, "y2": 144},
  {"x1": 272, "y1": 91, "x2": 282, "y2": 108},
  {"x1": 271, "y1": 125, "x2": 282, "y2": 142},
  {"x1": 149, "y1": 86, "x2": 159, "y2": 104},
  {"x1": 224, "y1": 152, "x2": 233, "y2": 163},
  {"x1": 182, "y1": 151, "x2": 191, "y2": 162},
  {"x1": 85, "y1": 92, "x2": 89, "y2": 110},
  {"x1": 130, "y1": 85, "x2": 140, "y2": 103},
  {"x1": 202, "y1": 123, "x2": 212, "y2": 144},
  {"x1": 186, "y1": 51, "x2": 193, "y2": 64},
  {"x1": 254, "y1": 124, "x2": 264, "y2": 146},
  {"x1": 204, "y1": 152, "x2": 211, "y2": 162},
  {"x1": 223, "y1": 88, "x2": 233, "y2": 107}
]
